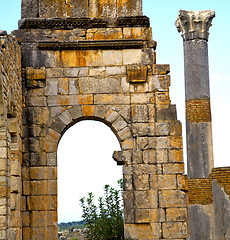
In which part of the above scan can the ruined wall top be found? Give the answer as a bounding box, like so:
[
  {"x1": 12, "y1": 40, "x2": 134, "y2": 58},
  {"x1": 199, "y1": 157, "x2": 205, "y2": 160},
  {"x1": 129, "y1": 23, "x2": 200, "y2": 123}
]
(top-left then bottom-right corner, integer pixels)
[
  {"x1": 175, "y1": 10, "x2": 215, "y2": 41},
  {"x1": 21, "y1": 0, "x2": 143, "y2": 19}
]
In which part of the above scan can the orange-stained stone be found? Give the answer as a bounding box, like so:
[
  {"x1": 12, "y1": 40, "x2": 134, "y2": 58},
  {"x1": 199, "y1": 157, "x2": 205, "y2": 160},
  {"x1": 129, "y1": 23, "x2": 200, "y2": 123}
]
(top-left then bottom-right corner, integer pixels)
[
  {"x1": 58, "y1": 78, "x2": 68, "y2": 95},
  {"x1": 28, "y1": 195, "x2": 57, "y2": 211},
  {"x1": 0, "y1": 186, "x2": 6, "y2": 197},
  {"x1": 46, "y1": 141, "x2": 57, "y2": 152},
  {"x1": 22, "y1": 212, "x2": 30, "y2": 227},
  {"x1": 78, "y1": 95, "x2": 93, "y2": 104},
  {"x1": 82, "y1": 105, "x2": 95, "y2": 117},
  {"x1": 22, "y1": 227, "x2": 31, "y2": 240},
  {"x1": 30, "y1": 167, "x2": 57, "y2": 180},
  {"x1": 48, "y1": 129, "x2": 61, "y2": 143}
]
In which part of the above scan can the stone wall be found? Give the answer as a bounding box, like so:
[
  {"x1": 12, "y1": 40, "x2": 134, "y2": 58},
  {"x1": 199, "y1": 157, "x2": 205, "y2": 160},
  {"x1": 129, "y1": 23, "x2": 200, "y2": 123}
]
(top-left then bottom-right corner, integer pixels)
[
  {"x1": 21, "y1": 0, "x2": 143, "y2": 18},
  {"x1": 0, "y1": 33, "x2": 22, "y2": 240},
  {"x1": 14, "y1": 1, "x2": 189, "y2": 237}
]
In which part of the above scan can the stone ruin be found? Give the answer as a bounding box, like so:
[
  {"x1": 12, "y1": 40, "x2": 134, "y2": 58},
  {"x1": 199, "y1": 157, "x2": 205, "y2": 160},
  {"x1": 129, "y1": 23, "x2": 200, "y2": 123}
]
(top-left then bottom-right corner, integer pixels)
[{"x1": 0, "y1": 0, "x2": 229, "y2": 239}]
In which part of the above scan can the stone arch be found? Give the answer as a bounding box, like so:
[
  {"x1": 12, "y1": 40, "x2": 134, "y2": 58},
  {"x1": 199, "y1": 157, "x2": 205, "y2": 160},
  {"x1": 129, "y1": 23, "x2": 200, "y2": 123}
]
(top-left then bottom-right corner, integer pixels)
[
  {"x1": 45, "y1": 106, "x2": 134, "y2": 236},
  {"x1": 48, "y1": 106, "x2": 134, "y2": 154}
]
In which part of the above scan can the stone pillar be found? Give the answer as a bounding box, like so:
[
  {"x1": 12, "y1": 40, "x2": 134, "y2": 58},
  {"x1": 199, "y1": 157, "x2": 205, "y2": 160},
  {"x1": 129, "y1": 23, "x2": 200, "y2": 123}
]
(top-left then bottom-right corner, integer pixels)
[
  {"x1": 176, "y1": 10, "x2": 215, "y2": 240},
  {"x1": 175, "y1": 10, "x2": 215, "y2": 179}
]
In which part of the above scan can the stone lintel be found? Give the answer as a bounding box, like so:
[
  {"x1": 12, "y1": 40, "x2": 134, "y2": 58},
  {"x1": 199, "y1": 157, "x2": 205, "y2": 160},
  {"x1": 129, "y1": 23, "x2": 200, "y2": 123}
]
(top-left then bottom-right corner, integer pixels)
[
  {"x1": 37, "y1": 39, "x2": 155, "y2": 50},
  {"x1": 19, "y1": 16, "x2": 150, "y2": 30},
  {"x1": 175, "y1": 10, "x2": 215, "y2": 41}
]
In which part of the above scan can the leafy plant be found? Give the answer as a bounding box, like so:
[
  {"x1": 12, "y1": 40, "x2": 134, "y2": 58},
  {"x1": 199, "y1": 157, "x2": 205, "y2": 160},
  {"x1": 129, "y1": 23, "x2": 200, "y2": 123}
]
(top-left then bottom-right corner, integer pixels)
[{"x1": 80, "y1": 179, "x2": 124, "y2": 240}]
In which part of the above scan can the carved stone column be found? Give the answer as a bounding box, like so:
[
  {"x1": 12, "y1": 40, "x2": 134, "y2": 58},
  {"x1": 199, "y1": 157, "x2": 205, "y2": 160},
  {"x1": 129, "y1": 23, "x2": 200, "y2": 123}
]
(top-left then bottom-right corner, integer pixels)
[
  {"x1": 176, "y1": 10, "x2": 215, "y2": 179},
  {"x1": 176, "y1": 10, "x2": 215, "y2": 240}
]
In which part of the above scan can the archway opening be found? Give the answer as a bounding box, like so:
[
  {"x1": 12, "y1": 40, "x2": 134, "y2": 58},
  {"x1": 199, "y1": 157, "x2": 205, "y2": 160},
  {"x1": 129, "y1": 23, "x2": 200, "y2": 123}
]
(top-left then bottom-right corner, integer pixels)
[{"x1": 57, "y1": 119, "x2": 122, "y2": 224}]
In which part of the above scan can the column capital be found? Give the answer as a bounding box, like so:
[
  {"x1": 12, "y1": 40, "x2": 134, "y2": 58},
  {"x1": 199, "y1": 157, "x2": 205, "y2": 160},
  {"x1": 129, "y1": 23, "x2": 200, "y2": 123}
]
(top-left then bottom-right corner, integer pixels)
[{"x1": 175, "y1": 10, "x2": 215, "y2": 41}]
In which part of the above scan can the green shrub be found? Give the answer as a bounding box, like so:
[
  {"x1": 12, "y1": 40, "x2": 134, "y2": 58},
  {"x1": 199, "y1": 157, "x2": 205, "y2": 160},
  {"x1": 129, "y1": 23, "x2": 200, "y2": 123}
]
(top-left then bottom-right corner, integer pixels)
[{"x1": 80, "y1": 180, "x2": 124, "y2": 240}]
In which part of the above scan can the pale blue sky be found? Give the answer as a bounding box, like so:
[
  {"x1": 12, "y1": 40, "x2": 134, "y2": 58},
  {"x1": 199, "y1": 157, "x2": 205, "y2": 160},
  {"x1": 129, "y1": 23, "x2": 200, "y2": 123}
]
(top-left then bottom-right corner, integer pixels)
[{"x1": 0, "y1": 0, "x2": 229, "y2": 222}]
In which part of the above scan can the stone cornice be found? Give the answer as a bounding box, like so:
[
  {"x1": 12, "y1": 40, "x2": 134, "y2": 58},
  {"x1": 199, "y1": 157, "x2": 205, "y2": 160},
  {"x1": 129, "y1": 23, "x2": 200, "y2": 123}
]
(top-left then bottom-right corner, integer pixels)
[
  {"x1": 19, "y1": 16, "x2": 150, "y2": 30},
  {"x1": 37, "y1": 39, "x2": 156, "y2": 50},
  {"x1": 175, "y1": 10, "x2": 215, "y2": 41}
]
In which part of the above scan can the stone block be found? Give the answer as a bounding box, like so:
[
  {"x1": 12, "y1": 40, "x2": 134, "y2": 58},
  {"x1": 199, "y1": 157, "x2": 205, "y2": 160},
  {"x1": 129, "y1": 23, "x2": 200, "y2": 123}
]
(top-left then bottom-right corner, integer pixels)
[
  {"x1": 87, "y1": 28, "x2": 123, "y2": 41},
  {"x1": 131, "y1": 93, "x2": 148, "y2": 104},
  {"x1": 125, "y1": 223, "x2": 161, "y2": 239},
  {"x1": 127, "y1": 64, "x2": 148, "y2": 83},
  {"x1": 130, "y1": 82, "x2": 149, "y2": 93},
  {"x1": 159, "y1": 190, "x2": 187, "y2": 208},
  {"x1": 30, "y1": 180, "x2": 47, "y2": 195},
  {"x1": 64, "y1": 67, "x2": 89, "y2": 78},
  {"x1": 149, "y1": 75, "x2": 170, "y2": 92},
  {"x1": 68, "y1": 78, "x2": 80, "y2": 95},
  {"x1": 134, "y1": 190, "x2": 158, "y2": 208},
  {"x1": 11, "y1": 176, "x2": 21, "y2": 194},
  {"x1": 105, "y1": 109, "x2": 119, "y2": 123},
  {"x1": 123, "y1": 174, "x2": 132, "y2": 190},
  {"x1": 47, "y1": 95, "x2": 79, "y2": 106},
  {"x1": 166, "y1": 208, "x2": 187, "y2": 222},
  {"x1": 123, "y1": 191, "x2": 134, "y2": 223},
  {"x1": 89, "y1": 67, "x2": 106, "y2": 77},
  {"x1": 163, "y1": 222, "x2": 187, "y2": 239},
  {"x1": 21, "y1": 0, "x2": 39, "y2": 18},
  {"x1": 117, "y1": 127, "x2": 132, "y2": 141},
  {"x1": 26, "y1": 97, "x2": 46, "y2": 107},
  {"x1": 135, "y1": 209, "x2": 151, "y2": 223},
  {"x1": 123, "y1": 49, "x2": 142, "y2": 65},
  {"x1": 112, "y1": 117, "x2": 128, "y2": 132},
  {"x1": 156, "y1": 150, "x2": 168, "y2": 163},
  {"x1": 27, "y1": 195, "x2": 57, "y2": 210},
  {"x1": 30, "y1": 167, "x2": 57, "y2": 180},
  {"x1": 85, "y1": 50, "x2": 103, "y2": 67},
  {"x1": 106, "y1": 66, "x2": 126, "y2": 76},
  {"x1": 117, "y1": 0, "x2": 142, "y2": 17},
  {"x1": 82, "y1": 105, "x2": 95, "y2": 117},
  {"x1": 121, "y1": 76, "x2": 130, "y2": 92},
  {"x1": 158, "y1": 175, "x2": 177, "y2": 190},
  {"x1": 96, "y1": 0, "x2": 117, "y2": 18},
  {"x1": 169, "y1": 136, "x2": 183, "y2": 149},
  {"x1": 147, "y1": 104, "x2": 155, "y2": 121},
  {"x1": 58, "y1": 110, "x2": 72, "y2": 125},
  {"x1": 163, "y1": 163, "x2": 185, "y2": 174},
  {"x1": 102, "y1": 50, "x2": 123, "y2": 65},
  {"x1": 136, "y1": 137, "x2": 148, "y2": 150},
  {"x1": 121, "y1": 138, "x2": 135, "y2": 150},
  {"x1": 131, "y1": 105, "x2": 148, "y2": 122},
  {"x1": 132, "y1": 150, "x2": 143, "y2": 164},
  {"x1": 156, "y1": 137, "x2": 169, "y2": 149},
  {"x1": 133, "y1": 174, "x2": 149, "y2": 190},
  {"x1": 177, "y1": 175, "x2": 188, "y2": 191},
  {"x1": 169, "y1": 149, "x2": 183, "y2": 163},
  {"x1": 68, "y1": 105, "x2": 83, "y2": 120},
  {"x1": 123, "y1": 165, "x2": 133, "y2": 175},
  {"x1": 143, "y1": 149, "x2": 156, "y2": 164},
  {"x1": 46, "y1": 68, "x2": 64, "y2": 78},
  {"x1": 47, "y1": 129, "x2": 61, "y2": 143},
  {"x1": 78, "y1": 77, "x2": 120, "y2": 94},
  {"x1": 156, "y1": 122, "x2": 170, "y2": 136},
  {"x1": 94, "y1": 94, "x2": 130, "y2": 105},
  {"x1": 22, "y1": 212, "x2": 30, "y2": 227},
  {"x1": 58, "y1": 78, "x2": 69, "y2": 95}
]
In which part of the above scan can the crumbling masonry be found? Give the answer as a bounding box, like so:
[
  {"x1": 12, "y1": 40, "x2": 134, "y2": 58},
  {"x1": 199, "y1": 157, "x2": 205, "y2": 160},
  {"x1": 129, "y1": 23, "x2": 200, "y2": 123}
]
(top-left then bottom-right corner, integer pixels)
[{"x1": 0, "y1": 1, "x2": 229, "y2": 239}]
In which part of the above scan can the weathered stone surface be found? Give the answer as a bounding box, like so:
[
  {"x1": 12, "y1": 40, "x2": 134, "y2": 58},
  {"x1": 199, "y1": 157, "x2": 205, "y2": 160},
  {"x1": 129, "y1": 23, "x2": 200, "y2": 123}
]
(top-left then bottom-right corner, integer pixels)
[
  {"x1": 159, "y1": 190, "x2": 187, "y2": 208},
  {"x1": 0, "y1": 2, "x2": 191, "y2": 239}
]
